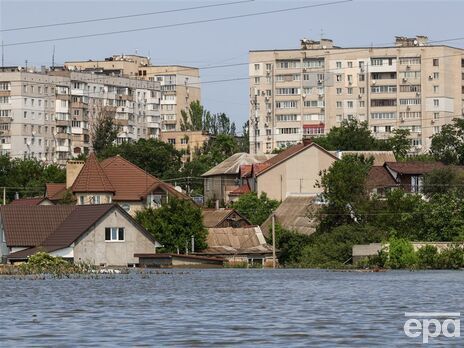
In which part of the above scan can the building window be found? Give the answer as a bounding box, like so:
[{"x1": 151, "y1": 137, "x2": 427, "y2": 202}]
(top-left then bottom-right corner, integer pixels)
[
  {"x1": 336, "y1": 61, "x2": 342, "y2": 68},
  {"x1": 167, "y1": 138, "x2": 176, "y2": 145},
  {"x1": 105, "y1": 227, "x2": 125, "y2": 241},
  {"x1": 336, "y1": 88, "x2": 342, "y2": 95},
  {"x1": 254, "y1": 64, "x2": 260, "y2": 71},
  {"x1": 433, "y1": 59, "x2": 439, "y2": 66},
  {"x1": 433, "y1": 85, "x2": 439, "y2": 93},
  {"x1": 92, "y1": 195, "x2": 101, "y2": 204},
  {"x1": 433, "y1": 99, "x2": 439, "y2": 107},
  {"x1": 180, "y1": 138, "x2": 188, "y2": 145},
  {"x1": 79, "y1": 196, "x2": 84, "y2": 205}
]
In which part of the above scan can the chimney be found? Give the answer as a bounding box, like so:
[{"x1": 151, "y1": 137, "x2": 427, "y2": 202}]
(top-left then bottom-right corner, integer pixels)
[
  {"x1": 302, "y1": 135, "x2": 312, "y2": 146},
  {"x1": 66, "y1": 160, "x2": 85, "y2": 188}
]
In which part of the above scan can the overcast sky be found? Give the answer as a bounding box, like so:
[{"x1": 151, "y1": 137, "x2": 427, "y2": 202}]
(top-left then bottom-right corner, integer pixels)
[{"x1": 1, "y1": 0, "x2": 463, "y2": 130}]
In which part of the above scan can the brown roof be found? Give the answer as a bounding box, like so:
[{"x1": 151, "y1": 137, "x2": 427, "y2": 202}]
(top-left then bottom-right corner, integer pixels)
[
  {"x1": 385, "y1": 161, "x2": 446, "y2": 175},
  {"x1": 228, "y1": 184, "x2": 251, "y2": 197},
  {"x1": 10, "y1": 197, "x2": 52, "y2": 206},
  {"x1": 202, "y1": 226, "x2": 273, "y2": 255},
  {"x1": 46, "y1": 183, "x2": 67, "y2": 201},
  {"x1": 0, "y1": 205, "x2": 75, "y2": 246},
  {"x1": 99, "y1": 155, "x2": 188, "y2": 201},
  {"x1": 202, "y1": 208, "x2": 250, "y2": 228},
  {"x1": 261, "y1": 196, "x2": 319, "y2": 237},
  {"x1": 366, "y1": 166, "x2": 398, "y2": 190},
  {"x1": 72, "y1": 153, "x2": 115, "y2": 193},
  {"x1": 256, "y1": 142, "x2": 338, "y2": 176},
  {"x1": 240, "y1": 164, "x2": 252, "y2": 178},
  {"x1": 201, "y1": 153, "x2": 274, "y2": 177}
]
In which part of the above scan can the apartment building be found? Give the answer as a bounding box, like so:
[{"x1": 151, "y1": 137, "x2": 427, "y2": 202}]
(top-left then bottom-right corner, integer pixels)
[
  {"x1": 65, "y1": 55, "x2": 201, "y2": 132},
  {"x1": 248, "y1": 36, "x2": 464, "y2": 154},
  {"x1": 0, "y1": 67, "x2": 161, "y2": 164}
]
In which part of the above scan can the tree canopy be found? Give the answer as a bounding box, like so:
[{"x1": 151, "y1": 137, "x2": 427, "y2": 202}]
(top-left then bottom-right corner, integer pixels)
[
  {"x1": 430, "y1": 118, "x2": 464, "y2": 165},
  {"x1": 135, "y1": 198, "x2": 207, "y2": 253},
  {"x1": 91, "y1": 106, "x2": 120, "y2": 154},
  {"x1": 231, "y1": 192, "x2": 280, "y2": 225}
]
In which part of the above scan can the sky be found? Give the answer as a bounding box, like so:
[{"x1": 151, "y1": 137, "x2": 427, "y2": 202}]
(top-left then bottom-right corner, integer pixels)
[{"x1": 1, "y1": 0, "x2": 463, "y2": 131}]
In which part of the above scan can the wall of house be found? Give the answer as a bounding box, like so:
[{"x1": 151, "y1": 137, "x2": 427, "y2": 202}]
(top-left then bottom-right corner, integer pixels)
[
  {"x1": 204, "y1": 175, "x2": 238, "y2": 204},
  {"x1": 257, "y1": 146, "x2": 336, "y2": 201},
  {"x1": 0, "y1": 223, "x2": 8, "y2": 263},
  {"x1": 73, "y1": 209, "x2": 157, "y2": 266},
  {"x1": 76, "y1": 192, "x2": 114, "y2": 205}
]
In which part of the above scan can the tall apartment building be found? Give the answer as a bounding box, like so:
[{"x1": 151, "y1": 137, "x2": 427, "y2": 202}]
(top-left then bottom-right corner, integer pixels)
[
  {"x1": 0, "y1": 67, "x2": 161, "y2": 164},
  {"x1": 65, "y1": 55, "x2": 201, "y2": 132},
  {"x1": 248, "y1": 36, "x2": 464, "y2": 154}
]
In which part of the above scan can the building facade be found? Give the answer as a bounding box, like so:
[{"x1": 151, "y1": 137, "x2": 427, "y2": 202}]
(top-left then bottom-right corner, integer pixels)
[
  {"x1": 0, "y1": 68, "x2": 161, "y2": 164},
  {"x1": 248, "y1": 36, "x2": 464, "y2": 154},
  {"x1": 65, "y1": 55, "x2": 201, "y2": 133}
]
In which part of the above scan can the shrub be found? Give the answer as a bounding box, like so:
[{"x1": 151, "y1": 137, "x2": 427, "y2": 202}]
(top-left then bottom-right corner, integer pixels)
[
  {"x1": 18, "y1": 252, "x2": 94, "y2": 277},
  {"x1": 386, "y1": 238, "x2": 417, "y2": 269},
  {"x1": 436, "y1": 244, "x2": 464, "y2": 269},
  {"x1": 416, "y1": 245, "x2": 439, "y2": 269}
]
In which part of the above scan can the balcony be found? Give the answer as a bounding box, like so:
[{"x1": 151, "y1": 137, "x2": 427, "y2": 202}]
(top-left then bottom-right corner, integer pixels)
[
  {"x1": 55, "y1": 119, "x2": 70, "y2": 126},
  {"x1": 71, "y1": 101, "x2": 87, "y2": 108},
  {"x1": 55, "y1": 132, "x2": 70, "y2": 140},
  {"x1": 56, "y1": 145, "x2": 70, "y2": 152}
]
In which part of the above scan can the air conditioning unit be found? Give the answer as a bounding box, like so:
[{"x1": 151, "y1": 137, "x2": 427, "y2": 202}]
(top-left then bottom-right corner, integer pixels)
[
  {"x1": 416, "y1": 92, "x2": 421, "y2": 97},
  {"x1": 348, "y1": 81, "x2": 353, "y2": 85},
  {"x1": 402, "y1": 78, "x2": 408, "y2": 82},
  {"x1": 429, "y1": 75, "x2": 433, "y2": 80},
  {"x1": 266, "y1": 70, "x2": 271, "y2": 75},
  {"x1": 267, "y1": 136, "x2": 272, "y2": 140},
  {"x1": 406, "y1": 65, "x2": 411, "y2": 69},
  {"x1": 400, "y1": 117, "x2": 405, "y2": 123},
  {"x1": 303, "y1": 68, "x2": 308, "y2": 72},
  {"x1": 264, "y1": 123, "x2": 269, "y2": 128},
  {"x1": 318, "y1": 79, "x2": 323, "y2": 84},
  {"x1": 371, "y1": 80, "x2": 376, "y2": 85},
  {"x1": 302, "y1": 94, "x2": 307, "y2": 99},
  {"x1": 417, "y1": 133, "x2": 422, "y2": 137},
  {"x1": 431, "y1": 119, "x2": 435, "y2": 124},
  {"x1": 358, "y1": 94, "x2": 363, "y2": 99},
  {"x1": 261, "y1": 91, "x2": 266, "y2": 96},
  {"x1": 318, "y1": 94, "x2": 323, "y2": 99},
  {"x1": 265, "y1": 96, "x2": 270, "y2": 101},
  {"x1": 406, "y1": 106, "x2": 411, "y2": 111},
  {"x1": 267, "y1": 109, "x2": 272, "y2": 114}
]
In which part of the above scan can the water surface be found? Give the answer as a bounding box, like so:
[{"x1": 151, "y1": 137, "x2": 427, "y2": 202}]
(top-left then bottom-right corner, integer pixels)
[{"x1": 0, "y1": 269, "x2": 462, "y2": 347}]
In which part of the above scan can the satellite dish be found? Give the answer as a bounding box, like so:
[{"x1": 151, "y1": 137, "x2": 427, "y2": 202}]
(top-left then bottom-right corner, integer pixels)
[{"x1": 413, "y1": 39, "x2": 418, "y2": 45}]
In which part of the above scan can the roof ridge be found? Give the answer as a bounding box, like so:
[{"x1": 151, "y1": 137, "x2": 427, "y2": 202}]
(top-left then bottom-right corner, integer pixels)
[
  {"x1": 103, "y1": 155, "x2": 162, "y2": 183},
  {"x1": 72, "y1": 153, "x2": 115, "y2": 193}
]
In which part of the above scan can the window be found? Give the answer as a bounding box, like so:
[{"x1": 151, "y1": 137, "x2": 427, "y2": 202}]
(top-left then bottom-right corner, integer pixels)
[
  {"x1": 359, "y1": 74, "x2": 365, "y2": 82},
  {"x1": 254, "y1": 64, "x2": 260, "y2": 71},
  {"x1": 347, "y1": 101, "x2": 353, "y2": 108},
  {"x1": 399, "y1": 85, "x2": 421, "y2": 93},
  {"x1": 336, "y1": 74, "x2": 342, "y2": 82},
  {"x1": 167, "y1": 138, "x2": 176, "y2": 145},
  {"x1": 277, "y1": 60, "x2": 300, "y2": 69},
  {"x1": 275, "y1": 100, "x2": 297, "y2": 109},
  {"x1": 371, "y1": 85, "x2": 396, "y2": 93},
  {"x1": 105, "y1": 227, "x2": 125, "y2": 241},
  {"x1": 433, "y1": 99, "x2": 439, "y2": 107},
  {"x1": 359, "y1": 101, "x2": 365, "y2": 107},
  {"x1": 433, "y1": 72, "x2": 439, "y2": 79},
  {"x1": 359, "y1": 87, "x2": 365, "y2": 94},
  {"x1": 347, "y1": 61, "x2": 353, "y2": 68},
  {"x1": 276, "y1": 128, "x2": 299, "y2": 134},
  {"x1": 276, "y1": 87, "x2": 300, "y2": 95},
  {"x1": 434, "y1": 112, "x2": 439, "y2": 120},
  {"x1": 254, "y1": 77, "x2": 260, "y2": 84},
  {"x1": 399, "y1": 57, "x2": 421, "y2": 65},
  {"x1": 433, "y1": 59, "x2": 439, "y2": 66},
  {"x1": 276, "y1": 114, "x2": 299, "y2": 122},
  {"x1": 180, "y1": 138, "x2": 188, "y2": 145},
  {"x1": 336, "y1": 101, "x2": 342, "y2": 108},
  {"x1": 347, "y1": 75, "x2": 353, "y2": 83},
  {"x1": 371, "y1": 99, "x2": 397, "y2": 107},
  {"x1": 336, "y1": 88, "x2": 342, "y2": 95},
  {"x1": 371, "y1": 112, "x2": 396, "y2": 120},
  {"x1": 92, "y1": 195, "x2": 101, "y2": 204},
  {"x1": 336, "y1": 61, "x2": 342, "y2": 68},
  {"x1": 433, "y1": 85, "x2": 439, "y2": 93},
  {"x1": 347, "y1": 87, "x2": 353, "y2": 95},
  {"x1": 399, "y1": 98, "x2": 421, "y2": 105}
]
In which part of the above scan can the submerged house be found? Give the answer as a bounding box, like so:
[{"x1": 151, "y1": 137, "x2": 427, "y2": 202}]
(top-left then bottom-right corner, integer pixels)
[
  {"x1": 46, "y1": 153, "x2": 189, "y2": 216},
  {"x1": 0, "y1": 204, "x2": 160, "y2": 266}
]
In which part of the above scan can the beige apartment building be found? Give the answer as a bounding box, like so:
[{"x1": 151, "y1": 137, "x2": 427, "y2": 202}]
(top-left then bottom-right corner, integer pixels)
[
  {"x1": 248, "y1": 36, "x2": 464, "y2": 154},
  {"x1": 160, "y1": 130, "x2": 209, "y2": 160},
  {"x1": 65, "y1": 55, "x2": 201, "y2": 133},
  {"x1": 0, "y1": 67, "x2": 161, "y2": 164}
]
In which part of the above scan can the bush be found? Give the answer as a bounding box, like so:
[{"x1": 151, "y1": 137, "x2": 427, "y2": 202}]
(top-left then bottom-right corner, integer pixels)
[
  {"x1": 436, "y1": 244, "x2": 464, "y2": 269},
  {"x1": 416, "y1": 245, "x2": 439, "y2": 269},
  {"x1": 386, "y1": 238, "x2": 417, "y2": 269},
  {"x1": 18, "y1": 252, "x2": 94, "y2": 277}
]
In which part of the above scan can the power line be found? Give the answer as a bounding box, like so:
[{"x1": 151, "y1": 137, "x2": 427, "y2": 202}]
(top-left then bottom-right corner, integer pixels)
[
  {"x1": 0, "y1": 1, "x2": 254, "y2": 33},
  {"x1": 2, "y1": 1, "x2": 353, "y2": 47}
]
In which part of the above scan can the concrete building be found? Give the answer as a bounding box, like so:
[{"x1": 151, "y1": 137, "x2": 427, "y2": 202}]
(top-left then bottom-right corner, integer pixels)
[
  {"x1": 159, "y1": 130, "x2": 209, "y2": 160},
  {"x1": 249, "y1": 35, "x2": 464, "y2": 154},
  {"x1": 65, "y1": 55, "x2": 201, "y2": 133},
  {"x1": 0, "y1": 67, "x2": 161, "y2": 164}
]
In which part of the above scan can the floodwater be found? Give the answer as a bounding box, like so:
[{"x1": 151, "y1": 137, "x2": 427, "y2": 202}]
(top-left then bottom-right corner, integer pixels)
[{"x1": 0, "y1": 269, "x2": 462, "y2": 347}]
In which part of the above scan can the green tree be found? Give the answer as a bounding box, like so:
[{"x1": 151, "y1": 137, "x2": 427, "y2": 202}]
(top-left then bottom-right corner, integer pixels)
[
  {"x1": 91, "y1": 106, "x2": 120, "y2": 154},
  {"x1": 430, "y1": 118, "x2": 464, "y2": 164},
  {"x1": 386, "y1": 238, "x2": 417, "y2": 269},
  {"x1": 181, "y1": 100, "x2": 209, "y2": 131},
  {"x1": 316, "y1": 155, "x2": 373, "y2": 231},
  {"x1": 312, "y1": 119, "x2": 388, "y2": 151},
  {"x1": 422, "y1": 167, "x2": 464, "y2": 197},
  {"x1": 135, "y1": 198, "x2": 207, "y2": 253},
  {"x1": 387, "y1": 128, "x2": 411, "y2": 159},
  {"x1": 99, "y1": 138, "x2": 182, "y2": 179},
  {"x1": 231, "y1": 192, "x2": 280, "y2": 225}
]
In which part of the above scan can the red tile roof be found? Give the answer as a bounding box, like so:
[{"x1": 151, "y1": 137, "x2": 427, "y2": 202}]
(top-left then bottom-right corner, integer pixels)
[
  {"x1": 72, "y1": 153, "x2": 115, "y2": 193},
  {"x1": 46, "y1": 183, "x2": 67, "y2": 201},
  {"x1": 10, "y1": 197, "x2": 51, "y2": 206},
  {"x1": 366, "y1": 166, "x2": 398, "y2": 190},
  {"x1": 228, "y1": 184, "x2": 251, "y2": 196},
  {"x1": 99, "y1": 155, "x2": 188, "y2": 201},
  {"x1": 239, "y1": 164, "x2": 252, "y2": 178},
  {"x1": 255, "y1": 142, "x2": 338, "y2": 176},
  {"x1": 385, "y1": 161, "x2": 446, "y2": 175}
]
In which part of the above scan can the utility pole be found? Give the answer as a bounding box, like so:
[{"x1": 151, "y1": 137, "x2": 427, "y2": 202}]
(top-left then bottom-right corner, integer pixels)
[
  {"x1": 191, "y1": 235, "x2": 195, "y2": 253},
  {"x1": 272, "y1": 213, "x2": 276, "y2": 269},
  {"x1": 3, "y1": 187, "x2": 5, "y2": 205},
  {"x1": 251, "y1": 88, "x2": 259, "y2": 154}
]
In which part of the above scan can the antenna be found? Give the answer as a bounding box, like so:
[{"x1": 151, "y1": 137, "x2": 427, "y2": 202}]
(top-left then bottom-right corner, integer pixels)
[{"x1": 52, "y1": 45, "x2": 55, "y2": 69}]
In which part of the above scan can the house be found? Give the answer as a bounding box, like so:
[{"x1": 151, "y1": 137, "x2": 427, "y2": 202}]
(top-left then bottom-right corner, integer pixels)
[
  {"x1": 331, "y1": 151, "x2": 396, "y2": 166},
  {"x1": 247, "y1": 139, "x2": 338, "y2": 201},
  {"x1": 45, "y1": 183, "x2": 68, "y2": 203},
  {"x1": 365, "y1": 166, "x2": 399, "y2": 196},
  {"x1": 0, "y1": 204, "x2": 161, "y2": 266},
  {"x1": 46, "y1": 153, "x2": 190, "y2": 216},
  {"x1": 9, "y1": 197, "x2": 54, "y2": 206},
  {"x1": 384, "y1": 161, "x2": 445, "y2": 193},
  {"x1": 201, "y1": 152, "x2": 273, "y2": 204},
  {"x1": 261, "y1": 196, "x2": 319, "y2": 237},
  {"x1": 202, "y1": 208, "x2": 251, "y2": 228},
  {"x1": 195, "y1": 226, "x2": 275, "y2": 266}
]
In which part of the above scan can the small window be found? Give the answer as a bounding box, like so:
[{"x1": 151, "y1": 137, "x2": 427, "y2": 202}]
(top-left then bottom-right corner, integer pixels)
[
  {"x1": 79, "y1": 196, "x2": 84, "y2": 205},
  {"x1": 105, "y1": 227, "x2": 124, "y2": 241},
  {"x1": 433, "y1": 59, "x2": 439, "y2": 66}
]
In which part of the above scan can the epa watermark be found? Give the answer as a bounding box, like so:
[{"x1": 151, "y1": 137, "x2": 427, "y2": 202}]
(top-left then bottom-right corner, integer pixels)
[{"x1": 404, "y1": 312, "x2": 460, "y2": 344}]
